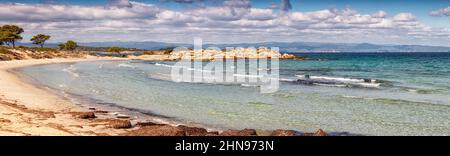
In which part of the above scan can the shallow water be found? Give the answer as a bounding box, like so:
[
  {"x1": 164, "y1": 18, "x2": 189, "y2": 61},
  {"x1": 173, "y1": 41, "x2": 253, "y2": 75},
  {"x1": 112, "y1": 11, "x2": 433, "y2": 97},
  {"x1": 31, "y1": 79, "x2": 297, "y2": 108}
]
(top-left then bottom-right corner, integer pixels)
[{"x1": 19, "y1": 53, "x2": 450, "y2": 135}]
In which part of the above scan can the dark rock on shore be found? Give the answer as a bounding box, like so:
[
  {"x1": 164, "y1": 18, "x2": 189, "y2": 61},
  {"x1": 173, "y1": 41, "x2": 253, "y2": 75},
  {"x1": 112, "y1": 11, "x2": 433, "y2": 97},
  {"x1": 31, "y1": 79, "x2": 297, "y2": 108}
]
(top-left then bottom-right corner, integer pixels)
[
  {"x1": 70, "y1": 112, "x2": 96, "y2": 119},
  {"x1": 125, "y1": 125, "x2": 186, "y2": 136},
  {"x1": 178, "y1": 125, "x2": 208, "y2": 136},
  {"x1": 220, "y1": 129, "x2": 257, "y2": 136},
  {"x1": 109, "y1": 119, "x2": 132, "y2": 129},
  {"x1": 271, "y1": 129, "x2": 298, "y2": 136},
  {"x1": 303, "y1": 129, "x2": 328, "y2": 136}
]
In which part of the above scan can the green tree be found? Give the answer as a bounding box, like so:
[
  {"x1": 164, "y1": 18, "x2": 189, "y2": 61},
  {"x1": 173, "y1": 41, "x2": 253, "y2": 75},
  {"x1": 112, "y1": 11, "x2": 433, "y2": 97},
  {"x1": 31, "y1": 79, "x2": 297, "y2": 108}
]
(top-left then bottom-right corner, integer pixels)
[
  {"x1": 58, "y1": 40, "x2": 78, "y2": 51},
  {"x1": 58, "y1": 43, "x2": 66, "y2": 50},
  {"x1": 0, "y1": 25, "x2": 24, "y2": 48},
  {"x1": 30, "y1": 34, "x2": 51, "y2": 48}
]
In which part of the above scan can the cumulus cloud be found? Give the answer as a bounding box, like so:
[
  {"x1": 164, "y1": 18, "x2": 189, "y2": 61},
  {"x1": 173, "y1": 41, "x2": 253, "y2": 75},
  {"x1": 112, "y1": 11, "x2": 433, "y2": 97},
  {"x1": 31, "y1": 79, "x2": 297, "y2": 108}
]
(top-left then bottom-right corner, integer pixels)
[
  {"x1": 0, "y1": 1, "x2": 448, "y2": 45},
  {"x1": 430, "y1": 6, "x2": 450, "y2": 17},
  {"x1": 0, "y1": 2, "x2": 160, "y2": 22},
  {"x1": 393, "y1": 13, "x2": 416, "y2": 22}
]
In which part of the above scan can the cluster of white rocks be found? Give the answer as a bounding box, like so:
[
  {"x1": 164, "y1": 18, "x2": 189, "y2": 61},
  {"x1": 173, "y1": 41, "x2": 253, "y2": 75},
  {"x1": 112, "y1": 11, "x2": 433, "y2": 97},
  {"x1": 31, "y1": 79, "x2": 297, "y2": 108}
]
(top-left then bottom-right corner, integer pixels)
[{"x1": 167, "y1": 48, "x2": 303, "y2": 61}]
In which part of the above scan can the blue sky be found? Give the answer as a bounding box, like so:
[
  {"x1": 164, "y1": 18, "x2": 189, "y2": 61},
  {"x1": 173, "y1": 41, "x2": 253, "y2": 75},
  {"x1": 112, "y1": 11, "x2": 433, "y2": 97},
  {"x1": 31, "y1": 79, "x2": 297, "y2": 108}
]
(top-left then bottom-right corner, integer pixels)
[{"x1": 0, "y1": 0, "x2": 449, "y2": 45}]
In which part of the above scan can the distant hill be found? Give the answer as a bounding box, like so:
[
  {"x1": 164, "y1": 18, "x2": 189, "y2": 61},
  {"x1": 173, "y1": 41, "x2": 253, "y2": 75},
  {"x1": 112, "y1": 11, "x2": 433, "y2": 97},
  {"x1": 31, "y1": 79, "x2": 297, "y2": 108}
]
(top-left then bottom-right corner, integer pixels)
[{"x1": 17, "y1": 41, "x2": 450, "y2": 52}]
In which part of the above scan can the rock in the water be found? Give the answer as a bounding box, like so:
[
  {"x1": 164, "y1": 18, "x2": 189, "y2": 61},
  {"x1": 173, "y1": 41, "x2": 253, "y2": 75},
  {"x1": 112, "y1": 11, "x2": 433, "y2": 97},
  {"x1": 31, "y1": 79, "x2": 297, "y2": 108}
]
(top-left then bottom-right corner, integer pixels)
[
  {"x1": 135, "y1": 121, "x2": 166, "y2": 127},
  {"x1": 178, "y1": 125, "x2": 208, "y2": 136},
  {"x1": 220, "y1": 129, "x2": 257, "y2": 136},
  {"x1": 109, "y1": 119, "x2": 132, "y2": 129},
  {"x1": 304, "y1": 129, "x2": 328, "y2": 136},
  {"x1": 271, "y1": 130, "x2": 297, "y2": 136},
  {"x1": 125, "y1": 125, "x2": 186, "y2": 136},
  {"x1": 71, "y1": 112, "x2": 96, "y2": 119}
]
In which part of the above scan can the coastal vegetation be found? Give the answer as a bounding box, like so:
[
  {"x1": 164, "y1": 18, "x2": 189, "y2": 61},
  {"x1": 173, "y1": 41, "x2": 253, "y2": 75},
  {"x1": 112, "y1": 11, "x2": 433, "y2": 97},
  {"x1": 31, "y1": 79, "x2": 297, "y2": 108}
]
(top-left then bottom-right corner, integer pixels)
[
  {"x1": 107, "y1": 46, "x2": 128, "y2": 53},
  {"x1": 30, "y1": 34, "x2": 51, "y2": 48},
  {"x1": 0, "y1": 25, "x2": 24, "y2": 48},
  {"x1": 58, "y1": 40, "x2": 78, "y2": 51}
]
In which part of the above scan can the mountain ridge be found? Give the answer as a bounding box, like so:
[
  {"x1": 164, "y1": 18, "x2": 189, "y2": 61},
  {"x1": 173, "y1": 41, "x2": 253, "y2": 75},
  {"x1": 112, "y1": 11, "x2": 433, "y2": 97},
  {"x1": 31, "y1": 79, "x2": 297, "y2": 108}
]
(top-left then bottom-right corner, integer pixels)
[{"x1": 17, "y1": 41, "x2": 450, "y2": 52}]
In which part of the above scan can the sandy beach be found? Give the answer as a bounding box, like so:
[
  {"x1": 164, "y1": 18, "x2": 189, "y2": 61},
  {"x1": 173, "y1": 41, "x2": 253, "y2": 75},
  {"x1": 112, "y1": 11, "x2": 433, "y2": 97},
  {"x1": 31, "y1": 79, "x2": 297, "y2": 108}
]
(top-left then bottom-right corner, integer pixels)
[
  {"x1": 0, "y1": 55, "x2": 329, "y2": 136},
  {"x1": 0, "y1": 56, "x2": 133, "y2": 136}
]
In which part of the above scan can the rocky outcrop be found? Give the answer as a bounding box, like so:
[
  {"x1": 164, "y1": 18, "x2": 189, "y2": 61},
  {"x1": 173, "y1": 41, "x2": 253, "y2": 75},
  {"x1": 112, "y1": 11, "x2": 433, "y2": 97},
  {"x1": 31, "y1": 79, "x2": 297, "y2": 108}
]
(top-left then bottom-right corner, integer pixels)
[
  {"x1": 280, "y1": 53, "x2": 305, "y2": 60},
  {"x1": 303, "y1": 129, "x2": 328, "y2": 136},
  {"x1": 106, "y1": 119, "x2": 132, "y2": 129},
  {"x1": 178, "y1": 125, "x2": 208, "y2": 136},
  {"x1": 167, "y1": 48, "x2": 303, "y2": 61}
]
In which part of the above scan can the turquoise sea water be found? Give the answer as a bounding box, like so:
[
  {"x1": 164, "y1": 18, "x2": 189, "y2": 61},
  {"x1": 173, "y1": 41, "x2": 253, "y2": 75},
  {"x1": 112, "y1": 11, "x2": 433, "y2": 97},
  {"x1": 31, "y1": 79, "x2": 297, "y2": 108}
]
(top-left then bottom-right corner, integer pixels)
[{"x1": 19, "y1": 53, "x2": 450, "y2": 135}]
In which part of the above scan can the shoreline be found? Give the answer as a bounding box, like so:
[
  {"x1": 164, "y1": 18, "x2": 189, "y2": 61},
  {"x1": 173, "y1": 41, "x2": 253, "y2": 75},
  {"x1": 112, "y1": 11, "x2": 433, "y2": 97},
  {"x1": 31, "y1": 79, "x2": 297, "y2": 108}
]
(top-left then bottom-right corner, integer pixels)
[
  {"x1": 0, "y1": 56, "x2": 137, "y2": 135},
  {"x1": 9, "y1": 58, "x2": 224, "y2": 132},
  {"x1": 0, "y1": 57, "x2": 329, "y2": 136}
]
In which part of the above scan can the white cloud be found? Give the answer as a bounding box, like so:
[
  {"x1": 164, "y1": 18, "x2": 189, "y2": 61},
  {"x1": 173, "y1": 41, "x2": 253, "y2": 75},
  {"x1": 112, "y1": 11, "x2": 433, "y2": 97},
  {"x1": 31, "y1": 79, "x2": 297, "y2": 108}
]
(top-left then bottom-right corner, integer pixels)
[
  {"x1": 372, "y1": 10, "x2": 387, "y2": 18},
  {"x1": 0, "y1": 2, "x2": 160, "y2": 22},
  {"x1": 393, "y1": 13, "x2": 416, "y2": 22},
  {"x1": 430, "y1": 6, "x2": 450, "y2": 16}
]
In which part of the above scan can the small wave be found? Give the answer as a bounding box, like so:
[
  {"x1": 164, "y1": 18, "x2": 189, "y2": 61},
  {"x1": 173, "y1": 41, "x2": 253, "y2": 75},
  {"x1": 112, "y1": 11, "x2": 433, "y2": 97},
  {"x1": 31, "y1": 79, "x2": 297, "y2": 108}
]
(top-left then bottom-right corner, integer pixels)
[
  {"x1": 155, "y1": 63, "x2": 173, "y2": 68},
  {"x1": 241, "y1": 84, "x2": 259, "y2": 87},
  {"x1": 313, "y1": 83, "x2": 348, "y2": 87},
  {"x1": 294, "y1": 75, "x2": 382, "y2": 88},
  {"x1": 341, "y1": 95, "x2": 375, "y2": 100},
  {"x1": 156, "y1": 63, "x2": 214, "y2": 73},
  {"x1": 279, "y1": 78, "x2": 296, "y2": 82},
  {"x1": 117, "y1": 63, "x2": 135, "y2": 68},
  {"x1": 258, "y1": 68, "x2": 271, "y2": 71},
  {"x1": 233, "y1": 74, "x2": 263, "y2": 78},
  {"x1": 62, "y1": 65, "x2": 80, "y2": 77},
  {"x1": 296, "y1": 75, "x2": 376, "y2": 83}
]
